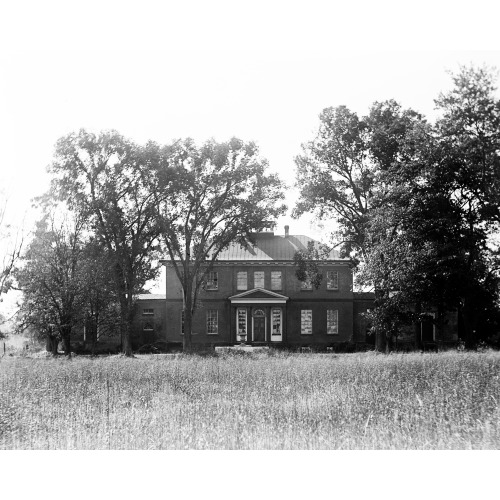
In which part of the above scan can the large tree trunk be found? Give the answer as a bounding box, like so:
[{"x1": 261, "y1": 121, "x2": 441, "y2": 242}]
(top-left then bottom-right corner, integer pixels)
[
  {"x1": 62, "y1": 335, "x2": 71, "y2": 357},
  {"x1": 414, "y1": 302, "x2": 422, "y2": 350},
  {"x1": 119, "y1": 292, "x2": 134, "y2": 357},
  {"x1": 373, "y1": 287, "x2": 387, "y2": 353},
  {"x1": 46, "y1": 335, "x2": 59, "y2": 356},
  {"x1": 121, "y1": 318, "x2": 133, "y2": 356},
  {"x1": 183, "y1": 289, "x2": 193, "y2": 353},
  {"x1": 461, "y1": 298, "x2": 475, "y2": 350},
  {"x1": 60, "y1": 325, "x2": 72, "y2": 357}
]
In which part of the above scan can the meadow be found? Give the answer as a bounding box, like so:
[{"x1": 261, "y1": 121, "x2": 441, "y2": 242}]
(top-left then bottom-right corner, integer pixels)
[{"x1": 1, "y1": 350, "x2": 499, "y2": 449}]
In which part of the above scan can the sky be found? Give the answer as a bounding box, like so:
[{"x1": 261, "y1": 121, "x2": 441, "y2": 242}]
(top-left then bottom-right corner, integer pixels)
[
  {"x1": 1, "y1": 0, "x2": 500, "y2": 493},
  {"x1": 1, "y1": 1, "x2": 500, "y2": 314}
]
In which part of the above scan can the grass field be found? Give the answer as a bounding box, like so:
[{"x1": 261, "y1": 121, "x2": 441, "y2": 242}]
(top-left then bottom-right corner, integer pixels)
[{"x1": 1, "y1": 350, "x2": 499, "y2": 449}]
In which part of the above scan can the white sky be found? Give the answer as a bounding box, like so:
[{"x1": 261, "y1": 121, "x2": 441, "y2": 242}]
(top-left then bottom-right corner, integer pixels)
[{"x1": 1, "y1": 0, "x2": 500, "y2": 307}]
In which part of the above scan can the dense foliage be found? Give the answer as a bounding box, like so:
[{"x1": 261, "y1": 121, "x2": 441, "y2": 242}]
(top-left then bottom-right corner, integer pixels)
[{"x1": 294, "y1": 66, "x2": 500, "y2": 349}]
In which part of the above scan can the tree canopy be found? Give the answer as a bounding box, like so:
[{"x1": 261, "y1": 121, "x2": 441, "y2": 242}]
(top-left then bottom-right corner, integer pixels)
[
  {"x1": 294, "y1": 65, "x2": 500, "y2": 350},
  {"x1": 48, "y1": 130, "x2": 163, "y2": 355},
  {"x1": 152, "y1": 137, "x2": 287, "y2": 351}
]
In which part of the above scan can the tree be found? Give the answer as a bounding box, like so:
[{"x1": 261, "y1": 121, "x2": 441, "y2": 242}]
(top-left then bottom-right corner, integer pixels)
[
  {"x1": 293, "y1": 105, "x2": 371, "y2": 266},
  {"x1": 357, "y1": 66, "x2": 500, "y2": 350},
  {"x1": 16, "y1": 214, "x2": 86, "y2": 356},
  {"x1": 433, "y1": 65, "x2": 500, "y2": 347},
  {"x1": 0, "y1": 192, "x2": 24, "y2": 300},
  {"x1": 80, "y1": 238, "x2": 121, "y2": 355},
  {"x1": 294, "y1": 101, "x2": 429, "y2": 350},
  {"x1": 152, "y1": 138, "x2": 286, "y2": 352},
  {"x1": 48, "y1": 130, "x2": 163, "y2": 356}
]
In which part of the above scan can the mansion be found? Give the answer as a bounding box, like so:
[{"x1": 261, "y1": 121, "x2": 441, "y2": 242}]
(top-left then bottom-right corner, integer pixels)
[{"x1": 131, "y1": 227, "x2": 376, "y2": 351}]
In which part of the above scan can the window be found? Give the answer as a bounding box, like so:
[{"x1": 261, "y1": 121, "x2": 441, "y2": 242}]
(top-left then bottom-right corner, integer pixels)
[
  {"x1": 237, "y1": 271, "x2": 248, "y2": 291},
  {"x1": 271, "y1": 271, "x2": 282, "y2": 290},
  {"x1": 327, "y1": 309, "x2": 339, "y2": 335},
  {"x1": 143, "y1": 322, "x2": 154, "y2": 331},
  {"x1": 207, "y1": 310, "x2": 218, "y2": 334},
  {"x1": 300, "y1": 277, "x2": 312, "y2": 290},
  {"x1": 301, "y1": 310, "x2": 312, "y2": 334},
  {"x1": 254, "y1": 271, "x2": 265, "y2": 288},
  {"x1": 237, "y1": 308, "x2": 247, "y2": 335},
  {"x1": 142, "y1": 308, "x2": 154, "y2": 316},
  {"x1": 327, "y1": 271, "x2": 339, "y2": 290},
  {"x1": 180, "y1": 310, "x2": 197, "y2": 335},
  {"x1": 206, "y1": 271, "x2": 218, "y2": 290},
  {"x1": 271, "y1": 308, "x2": 282, "y2": 335}
]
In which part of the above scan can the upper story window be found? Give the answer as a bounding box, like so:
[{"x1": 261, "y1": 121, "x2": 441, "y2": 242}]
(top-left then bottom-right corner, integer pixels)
[
  {"x1": 300, "y1": 277, "x2": 312, "y2": 290},
  {"x1": 206, "y1": 271, "x2": 218, "y2": 290},
  {"x1": 327, "y1": 271, "x2": 339, "y2": 290},
  {"x1": 237, "y1": 271, "x2": 248, "y2": 291},
  {"x1": 142, "y1": 308, "x2": 154, "y2": 316},
  {"x1": 271, "y1": 271, "x2": 282, "y2": 290},
  {"x1": 254, "y1": 271, "x2": 265, "y2": 288}
]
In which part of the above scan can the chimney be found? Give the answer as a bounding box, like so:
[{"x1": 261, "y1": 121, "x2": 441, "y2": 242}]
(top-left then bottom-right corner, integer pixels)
[{"x1": 284, "y1": 225, "x2": 289, "y2": 238}]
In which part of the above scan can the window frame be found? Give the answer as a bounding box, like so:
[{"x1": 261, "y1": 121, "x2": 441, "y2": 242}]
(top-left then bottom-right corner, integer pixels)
[
  {"x1": 254, "y1": 271, "x2": 265, "y2": 288},
  {"x1": 271, "y1": 308, "x2": 282, "y2": 335},
  {"x1": 271, "y1": 271, "x2": 282, "y2": 291},
  {"x1": 237, "y1": 308, "x2": 247, "y2": 335},
  {"x1": 206, "y1": 271, "x2": 218, "y2": 290},
  {"x1": 237, "y1": 271, "x2": 248, "y2": 291},
  {"x1": 143, "y1": 322, "x2": 154, "y2": 332},
  {"x1": 327, "y1": 309, "x2": 339, "y2": 335},
  {"x1": 142, "y1": 308, "x2": 155, "y2": 316},
  {"x1": 326, "y1": 270, "x2": 339, "y2": 290},
  {"x1": 300, "y1": 277, "x2": 313, "y2": 291},
  {"x1": 301, "y1": 309, "x2": 313, "y2": 334},
  {"x1": 206, "y1": 309, "x2": 219, "y2": 335}
]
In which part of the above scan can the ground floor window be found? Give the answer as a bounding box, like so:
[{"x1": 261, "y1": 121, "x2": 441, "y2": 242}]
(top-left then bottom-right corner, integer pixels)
[
  {"x1": 237, "y1": 308, "x2": 247, "y2": 335},
  {"x1": 272, "y1": 308, "x2": 282, "y2": 335},
  {"x1": 301, "y1": 310, "x2": 312, "y2": 334},
  {"x1": 207, "y1": 310, "x2": 218, "y2": 334},
  {"x1": 327, "y1": 309, "x2": 339, "y2": 334}
]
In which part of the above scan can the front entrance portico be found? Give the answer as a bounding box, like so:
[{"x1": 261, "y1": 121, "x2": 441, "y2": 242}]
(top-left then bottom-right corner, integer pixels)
[{"x1": 229, "y1": 288, "x2": 289, "y2": 344}]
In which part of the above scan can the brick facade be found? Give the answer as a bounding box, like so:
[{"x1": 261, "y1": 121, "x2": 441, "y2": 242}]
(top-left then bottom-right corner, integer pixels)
[{"x1": 131, "y1": 231, "x2": 377, "y2": 350}]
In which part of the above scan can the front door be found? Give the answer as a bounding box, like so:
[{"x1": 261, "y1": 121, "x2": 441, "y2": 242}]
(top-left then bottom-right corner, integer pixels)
[{"x1": 253, "y1": 309, "x2": 266, "y2": 342}]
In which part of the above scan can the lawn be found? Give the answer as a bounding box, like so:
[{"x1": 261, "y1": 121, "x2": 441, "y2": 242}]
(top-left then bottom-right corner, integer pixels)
[{"x1": 1, "y1": 350, "x2": 499, "y2": 449}]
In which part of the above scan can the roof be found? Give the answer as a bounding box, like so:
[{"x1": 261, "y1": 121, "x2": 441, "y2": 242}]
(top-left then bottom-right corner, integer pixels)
[
  {"x1": 215, "y1": 233, "x2": 343, "y2": 261},
  {"x1": 136, "y1": 294, "x2": 166, "y2": 301}
]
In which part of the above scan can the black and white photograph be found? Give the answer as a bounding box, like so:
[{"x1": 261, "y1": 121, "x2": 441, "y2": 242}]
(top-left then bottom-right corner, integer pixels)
[{"x1": 0, "y1": 1, "x2": 499, "y2": 498}]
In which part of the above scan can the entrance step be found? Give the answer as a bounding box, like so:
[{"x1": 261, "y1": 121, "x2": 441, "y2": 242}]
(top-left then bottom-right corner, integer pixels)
[{"x1": 215, "y1": 345, "x2": 270, "y2": 354}]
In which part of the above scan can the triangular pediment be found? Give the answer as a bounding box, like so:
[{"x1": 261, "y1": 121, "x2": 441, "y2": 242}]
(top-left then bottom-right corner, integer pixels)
[{"x1": 229, "y1": 288, "x2": 289, "y2": 302}]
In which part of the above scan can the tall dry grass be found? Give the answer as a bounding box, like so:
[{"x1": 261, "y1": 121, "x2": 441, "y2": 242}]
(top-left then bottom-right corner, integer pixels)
[{"x1": 1, "y1": 350, "x2": 499, "y2": 449}]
